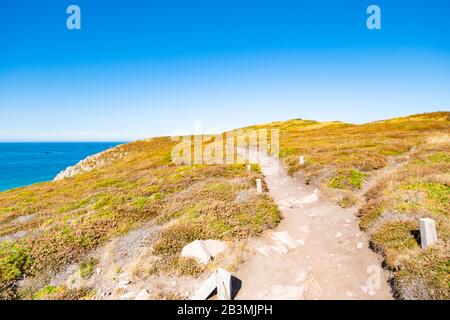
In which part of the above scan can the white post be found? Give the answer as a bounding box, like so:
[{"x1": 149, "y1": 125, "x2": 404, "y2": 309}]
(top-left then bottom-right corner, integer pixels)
[
  {"x1": 191, "y1": 268, "x2": 233, "y2": 300},
  {"x1": 216, "y1": 268, "x2": 232, "y2": 300},
  {"x1": 256, "y1": 178, "x2": 263, "y2": 193},
  {"x1": 419, "y1": 218, "x2": 437, "y2": 249},
  {"x1": 247, "y1": 164, "x2": 252, "y2": 172},
  {"x1": 191, "y1": 271, "x2": 217, "y2": 300},
  {"x1": 299, "y1": 156, "x2": 305, "y2": 165}
]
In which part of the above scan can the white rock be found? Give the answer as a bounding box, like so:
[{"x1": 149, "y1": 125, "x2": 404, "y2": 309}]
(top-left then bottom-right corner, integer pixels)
[
  {"x1": 118, "y1": 279, "x2": 131, "y2": 288},
  {"x1": 181, "y1": 239, "x2": 227, "y2": 264},
  {"x1": 203, "y1": 240, "x2": 227, "y2": 257},
  {"x1": 295, "y1": 193, "x2": 318, "y2": 204},
  {"x1": 134, "y1": 289, "x2": 151, "y2": 300},
  {"x1": 357, "y1": 242, "x2": 363, "y2": 249},
  {"x1": 95, "y1": 268, "x2": 102, "y2": 275},
  {"x1": 270, "y1": 231, "x2": 298, "y2": 249},
  {"x1": 256, "y1": 246, "x2": 271, "y2": 256},
  {"x1": 181, "y1": 240, "x2": 211, "y2": 264},
  {"x1": 335, "y1": 231, "x2": 342, "y2": 238},
  {"x1": 270, "y1": 245, "x2": 288, "y2": 255}
]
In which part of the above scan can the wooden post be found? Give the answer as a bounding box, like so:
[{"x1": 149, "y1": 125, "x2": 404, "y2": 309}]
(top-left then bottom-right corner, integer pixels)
[
  {"x1": 256, "y1": 178, "x2": 262, "y2": 193},
  {"x1": 419, "y1": 218, "x2": 437, "y2": 249},
  {"x1": 299, "y1": 156, "x2": 305, "y2": 165}
]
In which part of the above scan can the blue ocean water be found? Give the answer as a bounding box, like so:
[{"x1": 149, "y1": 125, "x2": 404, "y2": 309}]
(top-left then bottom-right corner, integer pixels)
[{"x1": 0, "y1": 142, "x2": 124, "y2": 192}]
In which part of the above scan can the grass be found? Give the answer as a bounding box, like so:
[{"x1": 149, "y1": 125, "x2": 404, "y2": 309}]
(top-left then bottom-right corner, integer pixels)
[
  {"x1": 79, "y1": 257, "x2": 98, "y2": 279},
  {"x1": 0, "y1": 137, "x2": 281, "y2": 298},
  {"x1": 328, "y1": 169, "x2": 368, "y2": 190},
  {"x1": 358, "y1": 127, "x2": 450, "y2": 299},
  {"x1": 240, "y1": 111, "x2": 450, "y2": 299},
  {"x1": 0, "y1": 111, "x2": 449, "y2": 300}
]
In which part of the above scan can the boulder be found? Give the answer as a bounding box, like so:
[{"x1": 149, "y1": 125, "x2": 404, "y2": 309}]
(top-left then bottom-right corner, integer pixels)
[
  {"x1": 181, "y1": 240, "x2": 227, "y2": 264},
  {"x1": 203, "y1": 240, "x2": 227, "y2": 257}
]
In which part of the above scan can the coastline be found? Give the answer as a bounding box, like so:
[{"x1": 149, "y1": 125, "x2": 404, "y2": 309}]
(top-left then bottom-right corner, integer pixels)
[{"x1": 0, "y1": 142, "x2": 124, "y2": 192}]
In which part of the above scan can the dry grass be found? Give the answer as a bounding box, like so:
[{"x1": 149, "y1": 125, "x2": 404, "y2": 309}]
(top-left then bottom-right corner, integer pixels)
[
  {"x1": 0, "y1": 137, "x2": 281, "y2": 299},
  {"x1": 358, "y1": 133, "x2": 450, "y2": 299},
  {"x1": 241, "y1": 111, "x2": 449, "y2": 299},
  {"x1": 1, "y1": 111, "x2": 448, "y2": 300}
]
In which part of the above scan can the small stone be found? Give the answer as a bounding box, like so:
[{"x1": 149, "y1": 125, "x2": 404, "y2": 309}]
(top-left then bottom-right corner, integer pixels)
[
  {"x1": 95, "y1": 268, "x2": 102, "y2": 275},
  {"x1": 335, "y1": 231, "x2": 342, "y2": 238},
  {"x1": 270, "y1": 231, "x2": 298, "y2": 249},
  {"x1": 357, "y1": 242, "x2": 363, "y2": 249},
  {"x1": 296, "y1": 193, "x2": 318, "y2": 204},
  {"x1": 118, "y1": 280, "x2": 131, "y2": 286}
]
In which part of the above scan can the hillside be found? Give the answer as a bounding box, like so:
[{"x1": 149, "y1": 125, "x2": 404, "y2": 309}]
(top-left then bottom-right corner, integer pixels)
[{"x1": 0, "y1": 112, "x2": 449, "y2": 300}]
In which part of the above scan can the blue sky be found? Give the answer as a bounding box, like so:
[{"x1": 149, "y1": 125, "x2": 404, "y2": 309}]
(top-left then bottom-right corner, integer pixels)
[{"x1": 0, "y1": 0, "x2": 449, "y2": 141}]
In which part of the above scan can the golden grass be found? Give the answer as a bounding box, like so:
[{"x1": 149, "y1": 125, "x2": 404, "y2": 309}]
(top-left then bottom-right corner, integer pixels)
[{"x1": 0, "y1": 137, "x2": 281, "y2": 299}]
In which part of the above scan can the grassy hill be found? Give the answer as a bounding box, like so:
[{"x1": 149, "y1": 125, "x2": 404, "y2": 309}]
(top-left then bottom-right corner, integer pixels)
[
  {"x1": 243, "y1": 111, "x2": 449, "y2": 299},
  {"x1": 0, "y1": 112, "x2": 448, "y2": 299}
]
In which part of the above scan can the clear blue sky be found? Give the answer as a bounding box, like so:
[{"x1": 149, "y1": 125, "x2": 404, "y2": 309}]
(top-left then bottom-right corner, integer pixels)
[{"x1": 1, "y1": 0, "x2": 449, "y2": 141}]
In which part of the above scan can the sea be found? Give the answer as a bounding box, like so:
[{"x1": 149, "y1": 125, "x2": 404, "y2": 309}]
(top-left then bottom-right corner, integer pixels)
[{"x1": 0, "y1": 142, "x2": 124, "y2": 192}]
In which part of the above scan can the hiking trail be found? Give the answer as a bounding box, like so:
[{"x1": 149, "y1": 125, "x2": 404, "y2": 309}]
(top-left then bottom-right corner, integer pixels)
[{"x1": 235, "y1": 149, "x2": 393, "y2": 300}]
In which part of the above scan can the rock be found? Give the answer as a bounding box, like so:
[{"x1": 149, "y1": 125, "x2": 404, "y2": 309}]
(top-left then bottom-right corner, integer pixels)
[
  {"x1": 270, "y1": 231, "x2": 298, "y2": 249},
  {"x1": 295, "y1": 193, "x2": 319, "y2": 204},
  {"x1": 134, "y1": 289, "x2": 151, "y2": 300},
  {"x1": 203, "y1": 240, "x2": 227, "y2": 257},
  {"x1": 53, "y1": 146, "x2": 126, "y2": 181},
  {"x1": 11, "y1": 214, "x2": 35, "y2": 225},
  {"x1": 118, "y1": 280, "x2": 131, "y2": 286},
  {"x1": 419, "y1": 218, "x2": 438, "y2": 249},
  {"x1": 181, "y1": 240, "x2": 227, "y2": 264},
  {"x1": 0, "y1": 230, "x2": 28, "y2": 242},
  {"x1": 357, "y1": 242, "x2": 363, "y2": 249},
  {"x1": 181, "y1": 240, "x2": 212, "y2": 264},
  {"x1": 270, "y1": 245, "x2": 288, "y2": 255},
  {"x1": 256, "y1": 246, "x2": 271, "y2": 256},
  {"x1": 95, "y1": 268, "x2": 102, "y2": 275},
  {"x1": 335, "y1": 231, "x2": 342, "y2": 238}
]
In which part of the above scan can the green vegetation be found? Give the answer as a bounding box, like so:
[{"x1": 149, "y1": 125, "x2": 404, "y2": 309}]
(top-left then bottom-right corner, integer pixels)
[
  {"x1": 0, "y1": 137, "x2": 281, "y2": 298},
  {"x1": 0, "y1": 112, "x2": 448, "y2": 300},
  {"x1": 358, "y1": 126, "x2": 450, "y2": 299},
  {"x1": 79, "y1": 257, "x2": 98, "y2": 279},
  {"x1": 242, "y1": 111, "x2": 450, "y2": 299},
  {"x1": 329, "y1": 169, "x2": 367, "y2": 190}
]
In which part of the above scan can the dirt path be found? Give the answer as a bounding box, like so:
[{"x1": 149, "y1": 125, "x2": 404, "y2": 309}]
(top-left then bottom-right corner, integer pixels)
[{"x1": 235, "y1": 150, "x2": 393, "y2": 300}]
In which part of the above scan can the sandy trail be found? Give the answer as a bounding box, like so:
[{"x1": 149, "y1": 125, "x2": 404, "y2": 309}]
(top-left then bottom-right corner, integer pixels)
[{"x1": 235, "y1": 150, "x2": 393, "y2": 300}]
